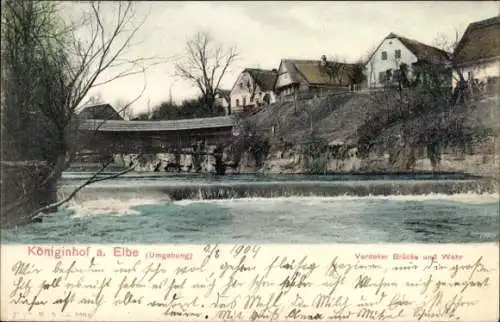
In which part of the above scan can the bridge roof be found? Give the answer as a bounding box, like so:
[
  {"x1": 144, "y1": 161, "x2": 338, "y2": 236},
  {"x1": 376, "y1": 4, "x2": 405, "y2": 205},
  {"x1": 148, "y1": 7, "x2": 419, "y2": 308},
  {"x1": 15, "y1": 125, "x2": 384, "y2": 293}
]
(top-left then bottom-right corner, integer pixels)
[{"x1": 79, "y1": 116, "x2": 235, "y2": 132}]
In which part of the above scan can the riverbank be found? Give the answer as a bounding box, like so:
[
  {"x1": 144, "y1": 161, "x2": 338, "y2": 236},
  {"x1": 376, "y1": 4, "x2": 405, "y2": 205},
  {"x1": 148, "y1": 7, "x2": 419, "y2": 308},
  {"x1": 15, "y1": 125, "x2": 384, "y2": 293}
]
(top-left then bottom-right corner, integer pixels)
[
  {"x1": 102, "y1": 91, "x2": 499, "y2": 178},
  {"x1": 236, "y1": 91, "x2": 499, "y2": 178},
  {"x1": 105, "y1": 146, "x2": 499, "y2": 178}
]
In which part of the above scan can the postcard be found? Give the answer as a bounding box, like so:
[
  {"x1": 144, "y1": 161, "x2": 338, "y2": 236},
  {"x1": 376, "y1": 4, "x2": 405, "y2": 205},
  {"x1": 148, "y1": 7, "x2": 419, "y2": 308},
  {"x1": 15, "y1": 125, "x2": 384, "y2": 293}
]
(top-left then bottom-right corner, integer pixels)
[{"x1": 1, "y1": 1, "x2": 499, "y2": 321}]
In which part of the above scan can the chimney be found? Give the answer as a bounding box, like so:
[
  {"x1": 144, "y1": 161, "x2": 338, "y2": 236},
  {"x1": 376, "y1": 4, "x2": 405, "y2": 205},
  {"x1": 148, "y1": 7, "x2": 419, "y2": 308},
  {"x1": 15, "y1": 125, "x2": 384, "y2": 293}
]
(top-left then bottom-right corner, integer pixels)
[{"x1": 320, "y1": 55, "x2": 327, "y2": 67}]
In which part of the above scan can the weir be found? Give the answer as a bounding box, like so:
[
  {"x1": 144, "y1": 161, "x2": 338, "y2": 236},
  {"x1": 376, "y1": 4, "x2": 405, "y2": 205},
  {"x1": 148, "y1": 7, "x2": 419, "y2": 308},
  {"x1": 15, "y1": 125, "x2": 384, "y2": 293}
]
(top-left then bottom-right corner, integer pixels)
[
  {"x1": 60, "y1": 177, "x2": 498, "y2": 201},
  {"x1": 4, "y1": 173, "x2": 498, "y2": 244}
]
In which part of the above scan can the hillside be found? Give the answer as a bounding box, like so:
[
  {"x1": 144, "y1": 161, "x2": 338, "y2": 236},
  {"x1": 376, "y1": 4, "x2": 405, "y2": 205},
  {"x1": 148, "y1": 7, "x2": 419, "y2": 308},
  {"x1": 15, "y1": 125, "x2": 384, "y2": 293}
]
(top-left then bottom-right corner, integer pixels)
[
  {"x1": 236, "y1": 90, "x2": 498, "y2": 176},
  {"x1": 246, "y1": 92, "x2": 369, "y2": 143}
]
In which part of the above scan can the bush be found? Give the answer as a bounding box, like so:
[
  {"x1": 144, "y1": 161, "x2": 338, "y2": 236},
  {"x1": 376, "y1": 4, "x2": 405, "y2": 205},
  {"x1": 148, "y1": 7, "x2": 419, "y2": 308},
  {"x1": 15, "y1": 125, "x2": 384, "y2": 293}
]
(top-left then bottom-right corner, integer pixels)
[
  {"x1": 231, "y1": 117, "x2": 270, "y2": 169},
  {"x1": 355, "y1": 77, "x2": 491, "y2": 168},
  {"x1": 301, "y1": 132, "x2": 329, "y2": 174},
  {"x1": 133, "y1": 97, "x2": 226, "y2": 120}
]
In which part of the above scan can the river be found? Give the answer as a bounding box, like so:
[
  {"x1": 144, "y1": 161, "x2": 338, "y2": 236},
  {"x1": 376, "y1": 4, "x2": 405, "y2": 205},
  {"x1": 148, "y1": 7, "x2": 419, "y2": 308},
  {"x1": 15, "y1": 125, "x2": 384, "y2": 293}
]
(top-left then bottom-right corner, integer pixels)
[{"x1": 1, "y1": 172, "x2": 498, "y2": 244}]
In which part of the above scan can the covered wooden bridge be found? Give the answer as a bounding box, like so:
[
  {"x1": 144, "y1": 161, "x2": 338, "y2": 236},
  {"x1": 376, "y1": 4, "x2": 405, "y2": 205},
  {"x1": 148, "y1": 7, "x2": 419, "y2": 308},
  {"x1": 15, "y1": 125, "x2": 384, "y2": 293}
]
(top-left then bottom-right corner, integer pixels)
[{"x1": 77, "y1": 116, "x2": 237, "y2": 155}]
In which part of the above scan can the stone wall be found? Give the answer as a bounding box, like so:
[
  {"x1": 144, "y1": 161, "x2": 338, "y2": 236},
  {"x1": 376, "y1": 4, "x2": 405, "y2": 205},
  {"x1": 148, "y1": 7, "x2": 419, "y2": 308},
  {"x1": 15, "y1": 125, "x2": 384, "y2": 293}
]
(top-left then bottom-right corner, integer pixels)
[
  {"x1": 255, "y1": 138, "x2": 499, "y2": 177},
  {"x1": 109, "y1": 135, "x2": 498, "y2": 178},
  {"x1": 113, "y1": 144, "x2": 241, "y2": 174}
]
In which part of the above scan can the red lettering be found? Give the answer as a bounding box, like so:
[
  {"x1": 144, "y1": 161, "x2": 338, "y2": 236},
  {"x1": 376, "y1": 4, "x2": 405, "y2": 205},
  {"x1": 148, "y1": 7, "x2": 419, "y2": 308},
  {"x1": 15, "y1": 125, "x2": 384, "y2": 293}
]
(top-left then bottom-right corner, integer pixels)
[
  {"x1": 441, "y1": 254, "x2": 463, "y2": 260},
  {"x1": 393, "y1": 253, "x2": 419, "y2": 260},
  {"x1": 355, "y1": 253, "x2": 388, "y2": 260},
  {"x1": 114, "y1": 247, "x2": 139, "y2": 257}
]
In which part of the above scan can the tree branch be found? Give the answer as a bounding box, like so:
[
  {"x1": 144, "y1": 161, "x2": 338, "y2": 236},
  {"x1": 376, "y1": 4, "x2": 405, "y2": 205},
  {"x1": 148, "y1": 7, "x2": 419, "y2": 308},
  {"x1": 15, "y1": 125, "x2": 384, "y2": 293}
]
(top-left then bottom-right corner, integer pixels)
[{"x1": 26, "y1": 162, "x2": 136, "y2": 220}]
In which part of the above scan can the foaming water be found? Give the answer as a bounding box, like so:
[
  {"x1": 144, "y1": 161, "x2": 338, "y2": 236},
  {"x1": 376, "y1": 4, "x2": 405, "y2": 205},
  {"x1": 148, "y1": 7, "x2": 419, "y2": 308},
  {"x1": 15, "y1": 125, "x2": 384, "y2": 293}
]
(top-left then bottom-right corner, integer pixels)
[
  {"x1": 59, "y1": 178, "x2": 498, "y2": 202},
  {"x1": 174, "y1": 192, "x2": 499, "y2": 206},
  {"x1": 2, "y1": 174, "x2": 498, "y2": 244},
  {"x1": 64, "y1": 197, "x2": 171, "y2": 218}
]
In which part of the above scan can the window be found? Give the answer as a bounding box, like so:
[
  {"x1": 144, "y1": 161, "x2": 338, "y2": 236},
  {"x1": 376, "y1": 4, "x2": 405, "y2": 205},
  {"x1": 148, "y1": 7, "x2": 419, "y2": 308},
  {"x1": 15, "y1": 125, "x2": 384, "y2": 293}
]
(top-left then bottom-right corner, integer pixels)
[
  {"x1": 395, "y1": 49, "x2": 401, "y2": 59},
  {"x1": 236, "y1": 99, "x2": 240, "y2": 106},
  {"x1": 239, "y1": 83, "x2": 243, "y2": 89},
  {"x1": 379, "y1": 71, "x2": 387, "y2": 83},
  {"x1": 467, "y1": 71, "x2": 474, "y2": 80},
  {"x1": 381, "y1": 51, "x2": 387, "y2": 60},
  {"x1": 243, "y1": 97, "x2": 246, "y2": 106}
]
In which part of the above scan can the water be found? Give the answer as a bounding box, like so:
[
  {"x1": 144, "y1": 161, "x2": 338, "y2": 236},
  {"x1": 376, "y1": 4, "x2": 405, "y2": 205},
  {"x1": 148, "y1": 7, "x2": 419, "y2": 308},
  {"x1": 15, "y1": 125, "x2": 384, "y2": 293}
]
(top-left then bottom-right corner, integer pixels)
[{"x1": 2, "y1": 173, "x2": 498, "y2": 244}]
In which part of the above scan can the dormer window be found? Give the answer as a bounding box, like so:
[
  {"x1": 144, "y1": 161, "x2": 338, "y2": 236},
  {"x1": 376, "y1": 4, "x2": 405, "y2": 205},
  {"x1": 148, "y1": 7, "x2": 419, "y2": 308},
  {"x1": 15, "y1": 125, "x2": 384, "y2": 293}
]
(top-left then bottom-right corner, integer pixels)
[{"x1": 381, "y1": 51, "x2": 388, "y2": 60}]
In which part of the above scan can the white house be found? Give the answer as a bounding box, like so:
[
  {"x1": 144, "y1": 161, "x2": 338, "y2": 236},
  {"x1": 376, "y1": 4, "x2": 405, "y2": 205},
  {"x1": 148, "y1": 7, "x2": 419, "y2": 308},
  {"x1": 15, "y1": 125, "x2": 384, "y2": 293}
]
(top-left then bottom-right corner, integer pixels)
[
  {"x1": 452, "y1": 16, "x2": 500, "y2": 96},
  {"x1": 229, "y1": 68, "x2": 278, "y2": 114},
  {"x1": 365, "y1": 33, "x2": 450, "y2": 88}
]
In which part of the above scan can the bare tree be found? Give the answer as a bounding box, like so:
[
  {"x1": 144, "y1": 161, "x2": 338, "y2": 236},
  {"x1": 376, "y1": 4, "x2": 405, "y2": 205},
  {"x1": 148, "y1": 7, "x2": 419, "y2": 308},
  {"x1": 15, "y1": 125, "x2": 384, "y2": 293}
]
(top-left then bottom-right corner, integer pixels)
[
  {"x1": 432, "y1": 29, "x2": 462, "y2": 53},
  {"x1": 1, "y1": 1, "x2": 161, "y2": 225},
  {"x1": 82, "y1": 92, "x2": 105, "y2": 106},
  {"x1": 175, "y1": 31, "x2": 238, "y2": 113}
]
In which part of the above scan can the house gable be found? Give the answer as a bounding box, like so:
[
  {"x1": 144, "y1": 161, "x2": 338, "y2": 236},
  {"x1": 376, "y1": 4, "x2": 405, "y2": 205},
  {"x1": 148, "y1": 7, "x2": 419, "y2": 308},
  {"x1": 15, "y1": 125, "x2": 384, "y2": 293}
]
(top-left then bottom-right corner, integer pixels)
[
  {"x1": 230, "y1": 68, "x2": 278, "y2": 111},
  {"x1": 364, "y1": 33, "x2": 451, "y2": 87},
  {"x1": 230, "y1": 71, "x2": 253, "y2": 108},
  {"x1": 365, "y1": 33, "x2": 449, "y2": 67},
  {"x1": 365, "y1": 37, "x2": 419, "y2": 81},
  {"x1": 275, "y1": 60, "x2": 297, "y2": 90}
]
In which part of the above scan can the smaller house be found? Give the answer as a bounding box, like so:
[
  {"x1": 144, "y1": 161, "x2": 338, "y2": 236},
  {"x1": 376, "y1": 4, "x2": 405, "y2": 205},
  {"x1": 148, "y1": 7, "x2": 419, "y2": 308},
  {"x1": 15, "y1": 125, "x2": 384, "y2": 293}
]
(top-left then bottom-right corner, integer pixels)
[
  {"x1": 77, "y1": 103, "x2": 123, "y2": 120},
  {"x1": 452, "y1": 16, "x2": 500, "y2": 96},
  {"x1": 274, "y1": 56, "x2": 364, "y2": 100},
  {"x1": 214, "y1": 89, "x2": 231, "y2": 115},
  {"x1": 230, "y1": 68, "x2": 278, "y2": 114},
  {"x1": 364, "y1": 33, "x2": 451, "y2": 89}
]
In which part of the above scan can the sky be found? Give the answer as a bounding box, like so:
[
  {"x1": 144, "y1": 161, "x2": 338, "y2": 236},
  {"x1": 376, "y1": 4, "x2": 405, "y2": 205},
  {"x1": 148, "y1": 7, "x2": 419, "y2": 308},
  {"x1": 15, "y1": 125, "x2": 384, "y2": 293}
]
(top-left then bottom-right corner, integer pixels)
[{"x1": 68, "y1": 1, "x2": 499, "y2": 116}]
